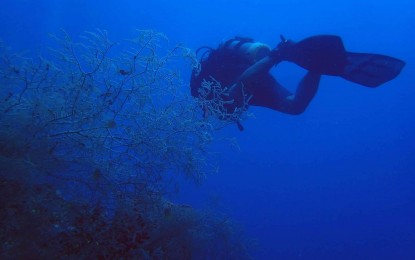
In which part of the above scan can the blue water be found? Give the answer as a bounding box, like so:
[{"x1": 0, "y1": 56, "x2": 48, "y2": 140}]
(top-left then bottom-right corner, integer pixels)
[{"x1": 1, "y1": 0, "x2": 414, "y2": 259}]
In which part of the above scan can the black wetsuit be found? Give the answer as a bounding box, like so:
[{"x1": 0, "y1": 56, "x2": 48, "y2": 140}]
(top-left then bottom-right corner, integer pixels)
[
  {"x1": 190, "y1": 37, "x2": 321, "y2": 116},
  {"x1": 191, "y1": 35, "x2": 404, "y2": 120}
]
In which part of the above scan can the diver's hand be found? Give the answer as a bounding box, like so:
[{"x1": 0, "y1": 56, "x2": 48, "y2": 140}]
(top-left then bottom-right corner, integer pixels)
[
  {"x1": 227, "y1": 83, "x2": 239, "y2": 97},
  {"x1": 227, "y1": 83, "x2": 240, "y2": 103},
  {"x1": 227, "y1": 82, "x2": 245, "y2": 108},
  {"x1": 227, "y1": 82, "x2": 253, "y2": 108}
]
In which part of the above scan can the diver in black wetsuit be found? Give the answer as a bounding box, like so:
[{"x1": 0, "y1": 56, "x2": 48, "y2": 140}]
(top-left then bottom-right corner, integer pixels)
[{"x1": 190, "y1": 35, "x2": 405, "y2": 129}]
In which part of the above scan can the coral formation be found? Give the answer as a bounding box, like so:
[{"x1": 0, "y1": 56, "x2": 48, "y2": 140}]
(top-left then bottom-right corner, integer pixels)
[{"x1": 0, "y1": 30, "x2": 251, "y2": 259}]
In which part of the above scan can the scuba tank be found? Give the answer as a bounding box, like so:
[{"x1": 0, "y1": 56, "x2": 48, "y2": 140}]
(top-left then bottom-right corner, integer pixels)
[{"x1": 221, "y1": 37, "x2": 271, "y2": 63}]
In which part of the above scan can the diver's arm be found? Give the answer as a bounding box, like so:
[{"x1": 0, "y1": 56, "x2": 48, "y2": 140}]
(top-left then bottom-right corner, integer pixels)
[
  {"x1": 233, "y1": 39, "x2": 293, "y2": 84},
  {"x1": 228, "y1": 55, "x2": 281, "y2": 96},
  {"x1": 235, "y1": 55, "x2": 279, "y2": 83}
]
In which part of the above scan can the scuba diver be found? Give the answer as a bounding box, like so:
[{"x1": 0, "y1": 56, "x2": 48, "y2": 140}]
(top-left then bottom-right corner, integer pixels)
[{"x1": 190, "y1": 35, "x2": 405, "y2": 130}]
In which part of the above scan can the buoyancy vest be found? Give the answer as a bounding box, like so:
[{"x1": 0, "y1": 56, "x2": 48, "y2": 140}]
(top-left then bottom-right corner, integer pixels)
[{"x1": 190, "y1": 37, "x2": 270, "y2": 98}]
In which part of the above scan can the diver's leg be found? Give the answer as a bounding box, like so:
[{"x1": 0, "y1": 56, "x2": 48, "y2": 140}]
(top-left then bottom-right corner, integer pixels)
[
  {"x1": 248, "y1": 71, "x2": 321, "y2": 115},
  {"x1": 287, "y1": 71, "x2": 321, "y2": 114}
]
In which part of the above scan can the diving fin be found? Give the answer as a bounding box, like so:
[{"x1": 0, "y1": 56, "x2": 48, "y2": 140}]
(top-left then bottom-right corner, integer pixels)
[
  {"x1": 341, "y1": 52, "x2": 405, "y2": 87},
  {"x1": 280, "y1": 35, "x2": 405, "y2": 87},
  {"x1": 281, "y1": 35, "x2": 348, "y2": 75}
]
